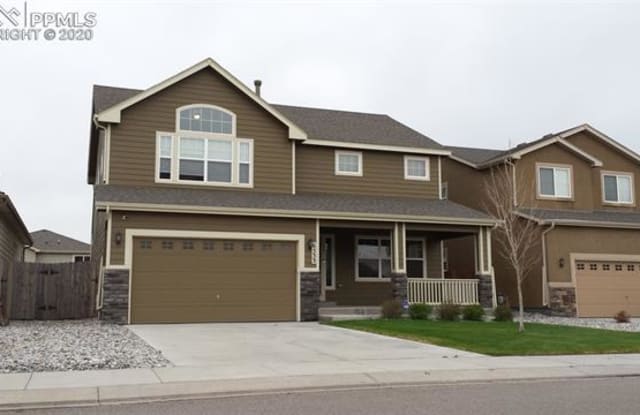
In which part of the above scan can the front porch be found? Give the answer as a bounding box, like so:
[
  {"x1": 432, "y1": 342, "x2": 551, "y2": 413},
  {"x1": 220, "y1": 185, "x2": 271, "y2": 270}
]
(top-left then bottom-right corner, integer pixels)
[{"x1": 316, "y1": 220, "x2": 495, "y2": 317}]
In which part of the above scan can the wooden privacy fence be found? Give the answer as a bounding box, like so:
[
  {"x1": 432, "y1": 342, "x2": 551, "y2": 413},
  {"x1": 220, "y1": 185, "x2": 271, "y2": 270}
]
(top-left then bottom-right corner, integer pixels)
[
  {"x1": 11, "y1": 262, "x2": 97, "y2": 320},
  {"x1": 408, "y1": 278, "x2": 479, "y2": 305}
]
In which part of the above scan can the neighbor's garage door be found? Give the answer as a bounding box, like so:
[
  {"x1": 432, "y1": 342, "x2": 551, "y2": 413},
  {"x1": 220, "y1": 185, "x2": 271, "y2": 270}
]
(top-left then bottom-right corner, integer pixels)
[
  {"x1": 130, "y1": 237, "x2": 297, "y2": 323},
  {"x1": 575, "y1": 260, "x2": 640, "y2": 317}
]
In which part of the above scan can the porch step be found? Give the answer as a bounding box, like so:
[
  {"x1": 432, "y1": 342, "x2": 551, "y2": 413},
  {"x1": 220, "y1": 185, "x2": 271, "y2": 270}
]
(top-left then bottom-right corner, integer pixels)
[{"x1": 318, "y1": 306, "x2": 381, "y2": 322}]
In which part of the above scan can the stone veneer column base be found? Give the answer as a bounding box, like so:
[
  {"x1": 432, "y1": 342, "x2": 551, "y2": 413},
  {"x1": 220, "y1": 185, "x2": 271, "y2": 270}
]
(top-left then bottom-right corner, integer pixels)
[
  {"x1": 549, "y1": 286, "x2": 577, "y2": 317},
  {"x1": 300, "y1": 271, "x2": 320, "y2": 321},
  {"x1": 101, "y1": 269, "x2": 130, "y2": 324},
  {"x1": 477, "y1": 274, "x2": 495, "y2": 308},
  {"x1": 390, "y1": 272, "x2": 408, "y2": 306}
]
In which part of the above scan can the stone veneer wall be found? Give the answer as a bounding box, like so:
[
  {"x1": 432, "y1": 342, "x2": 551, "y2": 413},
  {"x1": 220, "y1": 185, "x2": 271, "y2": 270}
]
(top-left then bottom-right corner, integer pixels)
[
  {"x1": 300, "y1": 271, "x2": 320, "y2": 321},
  {"x1": 477, "y1": 274, "x2": 494, "y2": 308},
  {"x1": 101, "y1": 269, "x2": 129, "y2": 324},
  {"x1": 549, "y1": 286, "x2": 577, "y2": 316},
  {"x1": 390, "y1": 272, "x2": 408, "y2": 306}
]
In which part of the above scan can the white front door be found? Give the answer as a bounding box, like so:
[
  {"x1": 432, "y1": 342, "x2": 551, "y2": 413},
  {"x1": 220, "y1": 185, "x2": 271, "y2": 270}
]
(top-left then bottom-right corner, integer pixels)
[{"x1": 320, "y1": 235, "x2": 335, "y2": 301}]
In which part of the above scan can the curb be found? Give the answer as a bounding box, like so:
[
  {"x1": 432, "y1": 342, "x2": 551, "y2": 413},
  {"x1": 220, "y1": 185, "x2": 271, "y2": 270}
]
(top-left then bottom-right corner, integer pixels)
[{"x1": 2, "y1": 367, "x2": 640, "y2": 411}]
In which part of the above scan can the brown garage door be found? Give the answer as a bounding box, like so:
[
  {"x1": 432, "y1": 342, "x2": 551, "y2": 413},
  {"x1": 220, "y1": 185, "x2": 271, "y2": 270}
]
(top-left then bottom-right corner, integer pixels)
[
  {"x1": 131, "y1": 237, "x2": 297, "y2": 323},
  {"x1": 575, "y1": 260, "x2": 640, "y2": 317}
]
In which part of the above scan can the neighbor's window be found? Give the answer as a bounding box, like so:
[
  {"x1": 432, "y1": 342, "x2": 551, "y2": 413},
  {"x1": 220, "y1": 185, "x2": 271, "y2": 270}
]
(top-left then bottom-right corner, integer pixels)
[
  {"x1": 602, "y1": 173, "x2": 633, "y2": 204},
  {"x1": 538, "y1": 165, "x2": 572, "y2": 198},
  {"x1": 73, "y1": 255, "x2": 90, "y2": 263},
  {"x1": 441, "y1": 182, "x2": 448, "y2": 200},
  {"x1": 156, "y1": 105, "x2": 253, "y2": 186},
  {"x1": 356, "y1": 237, "x2": 391, "y2": 279},
  {"x1": 404, "y1": 156, "x2": 430, "y2": 181},
  {"x1": 335, "y1": 151, "x2": 363, "y2": 176},
  {"x1": 406, "y1": 239, "x2": 426, "y2": 278}
]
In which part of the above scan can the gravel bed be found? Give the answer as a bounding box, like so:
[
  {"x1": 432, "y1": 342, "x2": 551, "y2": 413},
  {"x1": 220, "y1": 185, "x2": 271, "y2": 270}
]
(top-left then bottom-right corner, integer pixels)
[
  {"x1": 519, "y1": 312, "x2": 640, "y2": 332},
  {"x1": 0, "y1": 319, "x2": 171, "y2": 373}
]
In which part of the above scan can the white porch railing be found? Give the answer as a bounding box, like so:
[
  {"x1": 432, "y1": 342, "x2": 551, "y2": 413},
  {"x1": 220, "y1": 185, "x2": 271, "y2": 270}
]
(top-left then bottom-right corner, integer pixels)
[{"x1": 408, "y1": 278, "x2": 479, "y2": 305}]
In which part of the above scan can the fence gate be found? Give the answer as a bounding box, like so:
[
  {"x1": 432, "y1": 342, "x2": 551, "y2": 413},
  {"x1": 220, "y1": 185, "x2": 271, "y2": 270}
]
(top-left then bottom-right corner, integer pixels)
[{"x1": 11, "y1": 262, "x2": 96, "y2": 320}]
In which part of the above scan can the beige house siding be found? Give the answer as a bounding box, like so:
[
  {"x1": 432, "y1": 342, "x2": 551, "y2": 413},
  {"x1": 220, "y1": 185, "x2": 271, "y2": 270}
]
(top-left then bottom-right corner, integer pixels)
[
  {"x1": 296, "y1": 145, "x2": 440, "y2": 198},
  {"x1": 109, "y1": 211, "x2": 317, "y2": 268},
  {"x1": 565, "y1": 131, "x2": 640, "y2": 211},
  {"x1": 546, "y1": 226, "x2": 640, "y2": 284},
  {"x1": 108, "y1": 68, "x2": 292, "y2": 193}
]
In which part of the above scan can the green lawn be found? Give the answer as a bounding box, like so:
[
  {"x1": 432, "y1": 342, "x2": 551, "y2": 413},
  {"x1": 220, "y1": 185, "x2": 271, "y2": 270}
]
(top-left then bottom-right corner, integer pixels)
[{"x1": 328, "y1": 319, "x2": 640, "y2": 356}]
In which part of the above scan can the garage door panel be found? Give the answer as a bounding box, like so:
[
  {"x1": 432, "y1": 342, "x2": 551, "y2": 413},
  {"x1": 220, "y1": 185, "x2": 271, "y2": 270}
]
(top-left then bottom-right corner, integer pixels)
[
  {"x1": 131, "y1": 237, "x2": 297, "y2": 323},
  {"x1": 575, "y1": 259, "x2": 640, "y2": 317}
]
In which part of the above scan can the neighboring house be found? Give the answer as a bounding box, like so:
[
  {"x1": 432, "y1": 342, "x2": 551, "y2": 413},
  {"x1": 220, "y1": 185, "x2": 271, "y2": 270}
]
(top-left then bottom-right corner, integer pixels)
[
  {"x1": 444, "y1": 124, "x2": 640, "y2": 317},
  {"x1": 0, "y1": 192, "x2": 32, "y2": 322},
  {"x1": 24, "y1": 229, "x2": 91, "y2": 263},
  {"x1": 88, "y1": 57, "x2": 497, "y2": 324}
]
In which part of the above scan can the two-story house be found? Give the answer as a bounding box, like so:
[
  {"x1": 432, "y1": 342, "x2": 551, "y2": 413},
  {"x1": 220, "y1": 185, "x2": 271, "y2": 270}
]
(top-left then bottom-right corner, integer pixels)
[
  {"x1": 444, "y1": 124, "x2": 640, "y2": 317},
  {"x1": 88, "y1": 58, "x2": 497, "y2": 324}
]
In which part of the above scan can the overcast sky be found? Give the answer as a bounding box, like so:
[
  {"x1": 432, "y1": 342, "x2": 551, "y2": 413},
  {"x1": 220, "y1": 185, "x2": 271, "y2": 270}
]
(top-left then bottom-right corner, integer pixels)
[{"x1": 1, "y1": 0, "x2": 639, "y2": 243}]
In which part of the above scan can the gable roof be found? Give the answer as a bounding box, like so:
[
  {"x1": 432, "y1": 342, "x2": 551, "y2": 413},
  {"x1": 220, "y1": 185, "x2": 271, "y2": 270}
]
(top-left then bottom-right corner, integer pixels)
[
  {"x1": 29, "y1": 229, "x2": 90, "y2": 253},
  {"x1": 447, "y1": 124, "x2": 640, "y2": 169},
  {"x1": 94, "y1": 58, "x2": 307, "y2": 140},
  {"x1": 0, "y1": 192, "x2": 32, "y2": 246}
]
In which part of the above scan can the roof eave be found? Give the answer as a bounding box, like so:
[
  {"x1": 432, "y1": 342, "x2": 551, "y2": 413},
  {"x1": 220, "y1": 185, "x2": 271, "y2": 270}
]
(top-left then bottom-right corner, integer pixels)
[{"x1": 302, "y1": 139, "x2": 451, "y2": 156}]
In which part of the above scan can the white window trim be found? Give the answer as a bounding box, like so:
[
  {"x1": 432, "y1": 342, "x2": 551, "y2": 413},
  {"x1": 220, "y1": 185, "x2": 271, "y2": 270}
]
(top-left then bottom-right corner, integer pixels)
[
  {"x1": 355, "y1": 235, "x2": 391, "y2": 282},
  {"x1": 441, "y1": 182, "x2": 448, "y2": 200},
  {"x1": 404, "y1": 156, "x2": 430, "y2": 181},
  {"x1": 536, "y1": 163, "x2": 573, "y2": 200},
  {"x1": 175, "y1": 104, "x2": 237, "y2": 136},
  {"x1": 335, "y1": 150, "x2": 363, "y2": 176},
  {"x1": 601, "y1": 171, "x2": 635, "y2": 205},
  {"x1": 155, "y1": 115, "x2": 254, "y2": 188},
  {"x1": 406, "y1": 237, "x2": 427, "y2": 278}
]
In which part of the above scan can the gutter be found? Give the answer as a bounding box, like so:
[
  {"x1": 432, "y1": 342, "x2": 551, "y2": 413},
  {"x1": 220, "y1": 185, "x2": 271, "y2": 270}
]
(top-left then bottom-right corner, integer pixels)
[{"x1": 541, "y1": 222, "x2": 556, "y2": 307}]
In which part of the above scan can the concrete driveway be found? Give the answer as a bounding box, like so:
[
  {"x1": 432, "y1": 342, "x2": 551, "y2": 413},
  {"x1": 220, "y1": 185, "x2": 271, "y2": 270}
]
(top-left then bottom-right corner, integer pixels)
[{"x1": 129, "y1": 322, "x2": 482, "y2": 382}]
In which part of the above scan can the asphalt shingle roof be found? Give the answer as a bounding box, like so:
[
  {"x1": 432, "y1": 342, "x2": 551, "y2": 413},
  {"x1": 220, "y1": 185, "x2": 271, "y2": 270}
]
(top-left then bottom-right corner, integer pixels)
[
  {"x1": 30, "y1": 230, "x2": 90, "y2": 253},
  {"x1": 94, "y1": 185, "x2": 494, "y2": 223},
  {"x1": 518, "y1": 208, "x2": 640, "y2": 226},
  {"x1": 446, "y1": 146, "x2": 505, "y2": 165},
  {"x1": 91, "y1": 85, "x2": 443, "y2": 150}
]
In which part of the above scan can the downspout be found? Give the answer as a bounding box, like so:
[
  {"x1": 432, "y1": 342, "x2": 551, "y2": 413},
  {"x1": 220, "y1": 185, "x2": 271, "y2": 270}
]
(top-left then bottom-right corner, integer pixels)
[
  {"x1": 541, "y1": 221, "x2": 556, "y2": 307},
  {"x1": 92, "y1": 115, "x2": 109, "y2": 184}
]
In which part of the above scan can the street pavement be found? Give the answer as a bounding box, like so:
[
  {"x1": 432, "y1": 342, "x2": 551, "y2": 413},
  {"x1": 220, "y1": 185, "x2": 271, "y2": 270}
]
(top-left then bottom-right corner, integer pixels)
[{"x1": 6, "y1": 376, "x2": 640, "y2": 415}]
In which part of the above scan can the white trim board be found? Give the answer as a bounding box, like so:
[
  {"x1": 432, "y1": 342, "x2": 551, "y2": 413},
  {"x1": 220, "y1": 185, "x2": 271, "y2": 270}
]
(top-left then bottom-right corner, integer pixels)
[
  {"x1": 304, "y1": 139, "x2": 451, "y2": 156},
  {"x1": 96, "y1": 58, "x2": 307, "y2": 140}
]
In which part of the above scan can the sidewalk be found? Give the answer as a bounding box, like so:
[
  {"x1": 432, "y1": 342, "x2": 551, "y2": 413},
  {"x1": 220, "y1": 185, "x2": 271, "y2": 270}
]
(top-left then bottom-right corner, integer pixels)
[{"x1": 2, "y1": 353, "x2": 640, "y2": 411}]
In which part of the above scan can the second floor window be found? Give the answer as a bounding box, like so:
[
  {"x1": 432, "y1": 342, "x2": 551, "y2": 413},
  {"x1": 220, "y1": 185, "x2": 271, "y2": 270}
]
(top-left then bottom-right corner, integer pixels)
[
  {"x1": 156, "y1": 105, "x2": 253, "y2": 187},
  {"x1": 538, "y1": 165, "x2": 572, "y2": 199},
  {"x1": 404, "y1": 156, "x2": 430, "y2": 181},
  {"x1": 603, "y1": 172, "x2": 633, "y2": 204},
  {"x1": 335, "y1": 151, "x2": 363, "y2": 176}
]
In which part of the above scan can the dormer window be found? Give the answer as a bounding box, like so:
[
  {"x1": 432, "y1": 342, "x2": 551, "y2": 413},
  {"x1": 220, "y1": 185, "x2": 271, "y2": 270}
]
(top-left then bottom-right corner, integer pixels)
[{"x1": 156, "y1": 105, "x2": 253, "y2": 187}]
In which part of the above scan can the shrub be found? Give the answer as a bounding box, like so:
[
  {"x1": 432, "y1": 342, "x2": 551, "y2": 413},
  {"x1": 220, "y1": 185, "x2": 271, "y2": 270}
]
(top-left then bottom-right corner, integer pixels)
[
  {"x1": 462, "y1": 304, "x2": 485, "y2": 321},
  {"x1": 614, "y1": 310, "x2": 631, "y2": 323},
  {"x1": 381, "y1": 299, "x2": 403, "y2": 319},
  {"x1": 437, "y1": 303, "x2": 461, "y2": 321},
  {"x1": 409, "y1": 303, "x2": 432, "y2": 320},
  {"x1": 493, "y1": 305, "x2": 513, "y2": 322}
]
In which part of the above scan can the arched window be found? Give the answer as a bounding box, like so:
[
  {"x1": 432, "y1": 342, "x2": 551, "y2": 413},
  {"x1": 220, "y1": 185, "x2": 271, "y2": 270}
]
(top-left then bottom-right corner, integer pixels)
[
  {"x1": 177, "y1": 105, "x2": 235, "y2": 135},
  {"x1": 156, "y1": 104, "x2": 252, "y2": 187}
]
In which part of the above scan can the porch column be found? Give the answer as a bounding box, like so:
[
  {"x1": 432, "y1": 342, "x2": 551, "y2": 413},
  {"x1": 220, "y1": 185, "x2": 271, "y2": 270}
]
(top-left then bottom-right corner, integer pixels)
[
  {"x1": 391, "y1": 222, "x2": 408, "y2": 307},
  {"x1": 476, "y1": 227, "x2": 496, "y2": 308}
]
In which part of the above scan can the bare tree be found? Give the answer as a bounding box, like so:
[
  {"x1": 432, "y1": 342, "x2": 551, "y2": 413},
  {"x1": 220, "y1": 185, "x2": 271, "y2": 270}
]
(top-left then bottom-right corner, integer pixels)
[{"x1": 484, "y1": 160, "x2": 540, "y2": 332}]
